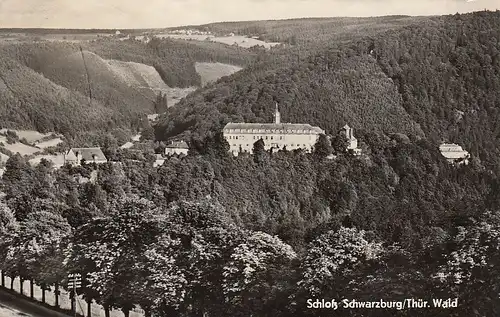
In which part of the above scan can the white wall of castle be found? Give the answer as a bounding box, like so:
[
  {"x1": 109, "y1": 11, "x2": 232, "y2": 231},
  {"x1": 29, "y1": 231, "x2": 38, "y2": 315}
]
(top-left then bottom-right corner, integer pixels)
[
  {"x1": 348, "y1": 138, "x2": 358, "y2": 150},
  {"x1": 224, "y1": 131, "x2": 321, "y2": 154}
]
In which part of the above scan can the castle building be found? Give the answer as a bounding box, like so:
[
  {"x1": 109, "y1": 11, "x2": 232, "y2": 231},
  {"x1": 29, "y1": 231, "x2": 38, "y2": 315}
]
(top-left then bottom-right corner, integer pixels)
[{"x1": 223, "y1": 103, "x2": 325, "y2": 156}]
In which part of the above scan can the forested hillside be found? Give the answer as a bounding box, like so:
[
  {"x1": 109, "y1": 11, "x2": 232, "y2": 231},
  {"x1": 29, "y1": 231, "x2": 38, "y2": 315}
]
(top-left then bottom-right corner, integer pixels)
[
  {"x1": 0, "y1": 37, "x2": 257, "y2": 138},
  {"x1": 366, "y1": 11, "x2": 500, "y2": 170},
  {"x1": 157, "y1": 11, "x2": 500, "y2": 169},
  {"x1": 168, "y1": 15, "x2": 429, "y2": 46},
  {"x1": 2, "y1": 12, "x2": 500, "y2": 317},
  {"x1": 0, "y1": 56, "x2": 118, "y2": 135},
  {"x1": 0, "y1": 16, "x2": 434, "y2": 140},
  {"x1": 86, "y1": 38, "x2": 257, "y2": 87}
]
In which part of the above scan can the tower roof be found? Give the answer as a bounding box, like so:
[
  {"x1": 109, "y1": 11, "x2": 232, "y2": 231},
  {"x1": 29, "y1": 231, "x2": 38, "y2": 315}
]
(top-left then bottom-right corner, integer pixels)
[{"x1": 274, "y1": 102, "x2": 281, "y2": 124}]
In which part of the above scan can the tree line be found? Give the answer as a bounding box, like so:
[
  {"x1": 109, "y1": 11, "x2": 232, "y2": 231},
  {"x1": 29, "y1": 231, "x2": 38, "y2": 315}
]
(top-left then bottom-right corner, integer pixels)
[{"x1": 1, "y1": 130, "x2": 500, "y2": 316}]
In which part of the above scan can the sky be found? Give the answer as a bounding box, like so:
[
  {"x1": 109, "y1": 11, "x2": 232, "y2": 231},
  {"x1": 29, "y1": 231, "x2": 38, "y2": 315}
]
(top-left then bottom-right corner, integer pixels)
[{"x1": 0, "y1": 0, "x2": 498, "y2": 29}]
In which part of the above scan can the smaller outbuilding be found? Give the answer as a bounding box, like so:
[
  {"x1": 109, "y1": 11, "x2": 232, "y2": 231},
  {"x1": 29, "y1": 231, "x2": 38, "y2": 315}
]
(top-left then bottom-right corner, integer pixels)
[
  {"x1": 439, "y1": 143, "x2": 470, "y2": 165},
  {"x1": 165, "y1": 141, "x2": 189, "y2": 156}
]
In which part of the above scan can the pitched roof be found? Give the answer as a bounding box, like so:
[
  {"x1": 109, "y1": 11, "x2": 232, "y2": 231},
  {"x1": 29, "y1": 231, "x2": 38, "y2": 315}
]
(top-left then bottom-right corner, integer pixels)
[
  {"x1": 223, "y1": 122, "x2": 324, "y2": 133},
  {"x1": 439, "y1": 143, "x2": 464, "y2": 151},
  {"x1": 166, "y1": 141, "x2": 189, "y2": 149},
  {"x1": 69, "y1": 148, "x2": 107, "y2": 161}
]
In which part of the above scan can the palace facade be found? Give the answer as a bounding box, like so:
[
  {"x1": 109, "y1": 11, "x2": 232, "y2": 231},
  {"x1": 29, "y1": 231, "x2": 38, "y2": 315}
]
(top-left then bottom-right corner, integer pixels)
[{"x1": 223, "y1": 104, "x2": 325, "y2": 155}]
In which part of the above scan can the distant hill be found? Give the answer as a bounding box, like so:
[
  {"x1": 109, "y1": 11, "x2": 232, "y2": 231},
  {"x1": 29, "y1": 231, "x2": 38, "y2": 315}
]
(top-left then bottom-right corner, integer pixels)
[
  {"x1": 195, "y1": 62, "x2": 243, "y2": 87},
  {"x1": 165, "y1": 16, "x2": 430, "y2": 46},
  {"x1": 156, "y1": 11, "x2": 500, "y2": 168}
]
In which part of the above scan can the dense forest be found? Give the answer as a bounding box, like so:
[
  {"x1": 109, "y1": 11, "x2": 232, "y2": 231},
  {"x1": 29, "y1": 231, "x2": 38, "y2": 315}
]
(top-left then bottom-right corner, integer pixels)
[
  {"x1": 0, "y1": 128, "x2": 499, "y2": 316},
  {"x1": 166, "y1": 15, "x2": 428, "y2": 46},
  {"x1": 157, "y1": 11, "x2": 500, "y2": 170}
]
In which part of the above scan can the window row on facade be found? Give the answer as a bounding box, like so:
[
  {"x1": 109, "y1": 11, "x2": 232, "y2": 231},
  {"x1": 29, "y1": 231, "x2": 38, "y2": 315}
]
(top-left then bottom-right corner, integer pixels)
[
  {"x1": 230, "y1": 143, "x2": 309, "y2": 148},
  {"x1": 224, "y1": 129, "x2": 314, "y2": 134}
]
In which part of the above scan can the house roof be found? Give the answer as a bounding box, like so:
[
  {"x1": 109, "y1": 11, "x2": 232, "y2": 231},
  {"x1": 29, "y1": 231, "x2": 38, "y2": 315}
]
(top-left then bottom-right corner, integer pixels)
[
  {"x1": 166, "y1": 141, "x2": 189, "y2": 149},
  {"x1": 223, "y1": 122, "x2": 324, "y2": 134},
  {"x1": 68, "y1": 147, "x2": 107, "y2": 161}
]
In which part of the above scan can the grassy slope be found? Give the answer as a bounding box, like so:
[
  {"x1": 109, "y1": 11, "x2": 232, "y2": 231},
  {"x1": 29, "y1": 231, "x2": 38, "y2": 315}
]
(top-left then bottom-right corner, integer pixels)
[
  {"x1": 195, "y1": 62, "x2": 243, "y2": 87},
  {"x1": 0, "y1": 55, "x2": 117, "y2": 134}
]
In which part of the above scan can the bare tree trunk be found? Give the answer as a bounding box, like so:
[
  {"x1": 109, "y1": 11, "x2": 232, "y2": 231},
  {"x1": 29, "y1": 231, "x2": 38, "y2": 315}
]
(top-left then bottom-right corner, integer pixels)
[
  {"x1": 87, "y1": 299, "x2": 92, "y2": 317},
  {"x1": 122, "y1": 308, "x2": 130, "y2": 317},
  {"x1": 54, "y1": 282, "x2": 60, "y2": 308},
  {"x1": 19, "y1": 277, "x2": 23, "y2": 295},
  {"x1": 1, "y1": 271, "x2": 4, "y2": 288},
  {"x1": 30, "y1": 279, "x2": 34, "y2": 299},
  {"x1": 70, "y1": 291, "x2": 75, "y2": 314},
  {"x1": 10, "y1": 276, "x2": 14, "y2": 290},
  {"x1": 41, "y1": 284, "x2": 46, "y2": 304}
]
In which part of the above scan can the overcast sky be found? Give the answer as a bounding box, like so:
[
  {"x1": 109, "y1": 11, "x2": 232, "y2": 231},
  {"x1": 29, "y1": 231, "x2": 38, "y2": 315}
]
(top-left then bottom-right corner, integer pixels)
[{"x1": 0, "y1": 0, "x2": 498, "y2": 29}]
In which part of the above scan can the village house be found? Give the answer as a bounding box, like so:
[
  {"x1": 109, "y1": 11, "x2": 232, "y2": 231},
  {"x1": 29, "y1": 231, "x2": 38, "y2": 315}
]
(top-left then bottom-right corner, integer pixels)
[
  {"x1": 64, "y1": 147, "x2": 108, "y2": 166},
  {"x1": 439, "y1": 143, "x2": 470, "y2": 165},
  {"x1": 165, "y1": 141, "x2": 189, "y2": 156},
  {"x1": 223, "y1": 103, "x2": 325, "y2": 156}
]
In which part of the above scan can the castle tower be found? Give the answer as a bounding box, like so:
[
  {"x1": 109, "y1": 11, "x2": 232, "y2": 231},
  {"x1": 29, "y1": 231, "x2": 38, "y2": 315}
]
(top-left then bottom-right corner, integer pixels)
[
  {"x1": 343, "y1": 124, "x2": 353, "y2": 139},
  {"x1": 274, "y1": 102, "x2": 281, "y2": 124},
  {"x1": 341, "y1": 124, "x2": 359, "y2": 151}
]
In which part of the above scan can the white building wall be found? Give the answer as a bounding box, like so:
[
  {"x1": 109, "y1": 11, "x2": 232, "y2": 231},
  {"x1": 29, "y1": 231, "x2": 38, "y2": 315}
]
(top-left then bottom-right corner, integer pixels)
[
  {"x1": 224, "y1": 131, "x2": 321, "y2": 154},
  {"x1": 165, "y1": 148, "x2": 189, "y2": 156},
  {"x1": 347, "y1": 138, "x2": 358, "y2": 150}
]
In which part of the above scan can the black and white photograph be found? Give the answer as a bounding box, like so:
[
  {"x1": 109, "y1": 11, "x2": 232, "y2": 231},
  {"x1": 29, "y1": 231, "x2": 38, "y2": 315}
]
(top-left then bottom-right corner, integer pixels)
[{"x1": 0, "y1": 0, "x2": 499, "y2": 316}]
